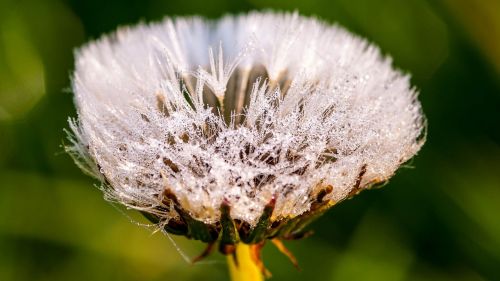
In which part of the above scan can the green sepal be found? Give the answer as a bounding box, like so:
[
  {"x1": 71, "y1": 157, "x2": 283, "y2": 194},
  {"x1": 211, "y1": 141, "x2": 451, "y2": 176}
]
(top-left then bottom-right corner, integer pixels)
[
  {"x1": 140, "y1": 211, "x2": 189, "y2": 236},
  {"x1": 266, "y1": 219, "x2": 287, "y2": 238},
  {"x1": 141, "y1": 211, "x2": 160, "y2": 224},
  {"x1": 243, "y1": 197, "x2": 276, "y2": 244},
  {"x1": 218, "y1": 201, "x2": 240, "y2": 254},
  {"x1": 274, "y1": 217, "x2": 300, "y2": 238},
  {"x1": 220, "y1": 201, "x2": 239, "y2": 244},
  {"x1": 164, "y1": 189, "x2": 217, "y2": 243},
  {"x1": 275, "y1": 186, "x2": 333, "y2": 239},
  {"x1": 287, "y1": 202, "x2": 332, "y2": 238},
  {"x1": 183, "y1": 214, "x2": 217, "y2": 242}
]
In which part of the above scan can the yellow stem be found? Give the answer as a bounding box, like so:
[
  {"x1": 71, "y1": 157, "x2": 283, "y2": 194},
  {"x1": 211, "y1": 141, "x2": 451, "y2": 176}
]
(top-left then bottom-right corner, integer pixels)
[{"x1": 227, "y1": 244, "x2": 263, "y2": 281}]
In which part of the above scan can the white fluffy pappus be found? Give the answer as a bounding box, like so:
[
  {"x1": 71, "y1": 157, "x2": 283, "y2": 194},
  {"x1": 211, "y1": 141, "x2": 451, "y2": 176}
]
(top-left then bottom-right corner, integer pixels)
[{"x1": 67, "y1": 11, "x2": 425, "y2": 228}]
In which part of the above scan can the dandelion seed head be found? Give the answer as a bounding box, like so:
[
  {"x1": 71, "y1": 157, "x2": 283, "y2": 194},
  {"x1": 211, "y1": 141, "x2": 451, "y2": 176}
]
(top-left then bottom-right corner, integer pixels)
[{"x1": 68, "y1": 12, "x2": 425, "y2": 228}]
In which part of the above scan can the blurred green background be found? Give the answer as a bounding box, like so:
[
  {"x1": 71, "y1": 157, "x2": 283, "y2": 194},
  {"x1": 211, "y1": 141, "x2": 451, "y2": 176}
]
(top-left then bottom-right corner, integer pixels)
[{"x1": 1, "y1": 0, "x2": 499, "y2": 280}]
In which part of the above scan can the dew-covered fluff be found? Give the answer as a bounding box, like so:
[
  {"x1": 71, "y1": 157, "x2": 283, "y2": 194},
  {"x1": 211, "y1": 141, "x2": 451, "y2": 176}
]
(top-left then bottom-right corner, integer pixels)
[{"x1": 67, "y1": 12, "x2": 426, "y2": 227}]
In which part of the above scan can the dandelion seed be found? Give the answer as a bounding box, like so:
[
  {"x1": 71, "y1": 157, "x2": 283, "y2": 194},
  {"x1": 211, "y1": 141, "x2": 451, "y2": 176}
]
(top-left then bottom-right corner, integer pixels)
[{"x1": 67, "y1": 11, "x2": 425, "y2": 279}]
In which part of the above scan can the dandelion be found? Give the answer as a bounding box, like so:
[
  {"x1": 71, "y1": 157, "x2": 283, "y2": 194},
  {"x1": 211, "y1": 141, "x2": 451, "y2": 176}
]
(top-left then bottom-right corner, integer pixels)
[{"x1": 66, "y1": 11, "x2": 425, "y2": 280}]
